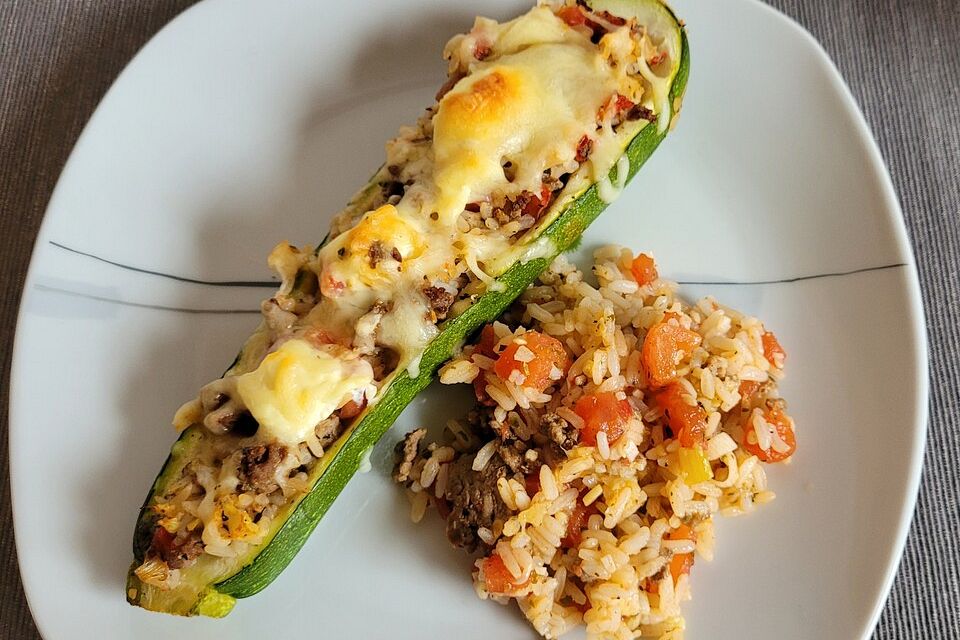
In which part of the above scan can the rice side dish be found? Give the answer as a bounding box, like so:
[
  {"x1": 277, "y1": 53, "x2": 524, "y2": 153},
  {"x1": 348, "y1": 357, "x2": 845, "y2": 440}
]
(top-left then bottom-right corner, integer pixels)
[{"x1": 394, "y1": 246, "x2": 796, "y2": 639}]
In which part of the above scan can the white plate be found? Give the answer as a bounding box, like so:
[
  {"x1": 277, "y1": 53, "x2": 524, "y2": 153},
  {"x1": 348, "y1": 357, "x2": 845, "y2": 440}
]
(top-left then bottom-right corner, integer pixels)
[{"x1": 10, "y1": 0, "x2": 928, "y2": 638}]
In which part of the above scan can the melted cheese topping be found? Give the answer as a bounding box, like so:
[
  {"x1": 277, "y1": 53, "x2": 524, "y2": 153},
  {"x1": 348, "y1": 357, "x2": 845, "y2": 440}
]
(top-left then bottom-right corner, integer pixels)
[
  {"x1": 432, "y1": 22, "x2": 618, "y2": 221},
  {"x1": 236, "y1": 339, "x2": 373, "y2": 444}
]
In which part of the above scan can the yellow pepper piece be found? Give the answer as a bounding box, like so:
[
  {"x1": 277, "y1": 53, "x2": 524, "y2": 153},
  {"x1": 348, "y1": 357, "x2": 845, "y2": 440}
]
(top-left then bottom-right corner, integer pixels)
[{"x1": 678, "y1": 446, "x2": 713, "y2": 485}]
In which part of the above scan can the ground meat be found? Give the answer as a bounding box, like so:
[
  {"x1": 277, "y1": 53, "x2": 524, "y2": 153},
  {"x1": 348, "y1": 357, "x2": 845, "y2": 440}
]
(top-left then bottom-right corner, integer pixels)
[
  {"x1": 314, "y1": 415, "x2": 342, "y2": 447},
  {"x1": 541, "y1": 412, "x2": 579, "y2": 451},
  {"x1": 369, "y1": 347, "x2": 400, "y2": 381},
  {"x1": 492, "y1": 193, "x2": 531, "y2": 225},
  {"x1": 497, "y1": 441, "x2": 536, "y2": 474},
  {"x1": 393, "y1": 428, "x2": 427, "y2": 484},
  {"x1": 239, "y1": 443, "x2": 287, "y2": 492},
  {"x1": 444, "y1": 454, "x2": 511, "y2": 552},
  {"x1": 435, "y1": 71, "x2": 465, "y2": 101},
  {"x1": 380, "y1": 179, "x2": 405, "y2": 199},
  {"x1": 625, "y1": 104, "x2": 656, "y2": 122},
  {"x1": 367, "y1": 241, "x2": 386, "y2": 268},
  {"x1": 540, "y1": 442, "x2": 569, "y2": 468},
  {"x1": 203, "y1": 405, "x2": 258, "y2": 437},
  {"x1": 422, "y1": 285, "x2": 456, "y2": 320},
  {"x1": 146, "y1": 527, "x2": 204, "y2": 569},
  {"x1": 162, "y1": 533, "x2": 204, "y2": 569}
]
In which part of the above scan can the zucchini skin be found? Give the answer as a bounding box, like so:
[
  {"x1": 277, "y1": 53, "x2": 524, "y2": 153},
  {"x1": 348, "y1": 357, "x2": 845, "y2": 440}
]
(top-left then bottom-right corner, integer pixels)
[{"x1": 130, "y1": 2, "x2": 690, "y2": 614}]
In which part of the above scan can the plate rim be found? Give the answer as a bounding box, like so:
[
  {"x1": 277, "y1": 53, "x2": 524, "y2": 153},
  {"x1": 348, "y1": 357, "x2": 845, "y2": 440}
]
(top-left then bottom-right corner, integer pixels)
[{"x1": 8, "y1": 0, "x2": 930, "y2": 638}]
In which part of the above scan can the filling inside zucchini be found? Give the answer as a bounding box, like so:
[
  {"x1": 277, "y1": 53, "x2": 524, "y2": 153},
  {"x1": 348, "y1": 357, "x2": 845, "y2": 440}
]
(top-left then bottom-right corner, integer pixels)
[{"x1": 128, "y1": 0, "x2": 686, "y2": 615}]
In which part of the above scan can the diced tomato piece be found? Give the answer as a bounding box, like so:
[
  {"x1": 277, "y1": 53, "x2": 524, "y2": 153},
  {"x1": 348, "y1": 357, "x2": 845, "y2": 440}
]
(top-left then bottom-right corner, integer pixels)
[
  {"x1": 473, "y1": 373, "x2": 496, "y2": 407},
  {"x1": 481, "y1": 554, "x2": 528, "y2": 594},
  {"x1": 597, "y1": 93, "x2": 635, "y2": 124},
  {"x1": 641, "y1": 322, "x2": 703, "y2": 388},
  {"x1": 630, "y1": 253, "x2": 658, "y2": 286},
  {"x1": 574, "y1": 391, "x2": 633, "y2": 446},
  {"x1": 321, "y1": 271, "x2": 345, "y2": 296},
  {"x1": 524, "y1": 472, "x2": 541, "y2": 498},
  {"x1": 494, "y1": 331, "x2": 570, "y2": 392},
  {"x1": 762, "y1": 331, "x2": 786, "y2": 368},
  {"x1": 614, "y1": 93, "x2": 634, "y2": 113},
  {"x1": 648, "y1": 50, "x2": 668, "y2": 66},
  {"x1": 432, "y1": 496, "x2": 451, "y2": 520},
  {"x1": 302, "y1": 326, "x2": 341, "y2": 347},
  {"x1": 575, "y1": 135, "x2": 593, "y2": 163},
  {"x1": 338, "y1": 397, "x2": 366, "y2": 419},
  {"x1": 474, "y1": 324, "x2": 499, "y2": 358},
  {"x1": 520, "y1": 183, "x2": 554, "y2": 219},
  {"x1": 557, "y1": 5, "x2": 587, "y2": 26},
  {"x1": 738, "y1": 380, "x2": 760, "y2": 399},
  {"x1": 473, "y1": 40, "x2": 491, "y2": 60},
  {"x1": 562, "y1": 499, "x2": 599, "y2": 548},
  {"x1": 653, "y1": 383, "x2": 707, "y2": 448},
  {"x1": 150, "y1": 526, "x2": 175, "y2": 554},
  {"x1": 742, "y1": 406, "x2": 797, "y2": 462}
]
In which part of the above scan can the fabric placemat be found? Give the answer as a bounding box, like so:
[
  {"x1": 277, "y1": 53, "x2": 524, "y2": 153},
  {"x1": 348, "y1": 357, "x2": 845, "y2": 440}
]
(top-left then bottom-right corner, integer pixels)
[{"x1": 1, "y1": 1, "x2": 957, "y2": 637}]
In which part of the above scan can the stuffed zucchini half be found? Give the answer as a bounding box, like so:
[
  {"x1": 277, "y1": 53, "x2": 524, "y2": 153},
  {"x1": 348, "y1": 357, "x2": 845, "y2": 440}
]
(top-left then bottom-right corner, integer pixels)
[{"x1": 128, "y1": 0, "x2": 689, "y2": 617}]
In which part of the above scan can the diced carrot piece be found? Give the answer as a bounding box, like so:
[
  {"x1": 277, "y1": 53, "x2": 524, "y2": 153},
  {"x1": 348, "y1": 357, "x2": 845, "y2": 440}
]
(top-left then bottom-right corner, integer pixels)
[
  {"x1": 742, "y1": 407, "x2": 797, "y2": 462},
  {"x1": 641, "y1": 321, "x2": 702, "y2": 388},
  {"x1": 666, "y1": 524, "x2": 695, "y2": 583},
  {"x1": 481, "y1": 554, "x2": 528, "y2": 594},
  {"x1": 762, "y1": 331, "x2": 786, "y2": 367},
  {"x1": 574, "y1": 391, "x2": 632, "y2": 446},
  {"x1": 494, "y1": 331, "x2": 570, "y2": 392},
  {"x1": 669, "y1": 524, "x2": 694, "y2": 540},
  {"x1": 668, "y1": 552, "x2": 695, "y2": 583},
  {"x1": 653, "y1": 383, "x2": 707, "y2": 448},
  {"x1": 630, "y1": 253, "x2": 658, "y2": 286},
  {"x1": 738, "y1": 379, "x2": 760, "y2": 400}
]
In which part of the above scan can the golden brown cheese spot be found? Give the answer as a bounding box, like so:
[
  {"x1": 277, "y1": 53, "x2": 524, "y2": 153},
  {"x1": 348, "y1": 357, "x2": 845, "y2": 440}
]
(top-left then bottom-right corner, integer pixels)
[
  {"x1": 432, "y1": 42, "x2": 619, "y2": 221},
  {"x1": 322, "y1": 204, "x2": 425, "y2": 294},
  {"x1": 439, "y1": 70, "x2": 521, "y2": 139}
]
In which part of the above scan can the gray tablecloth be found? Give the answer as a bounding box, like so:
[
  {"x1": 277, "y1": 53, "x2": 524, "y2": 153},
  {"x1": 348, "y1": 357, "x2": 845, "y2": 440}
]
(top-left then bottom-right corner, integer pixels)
[{"x1": 1, "y1": 1, "x2": 957, "y2": 637}]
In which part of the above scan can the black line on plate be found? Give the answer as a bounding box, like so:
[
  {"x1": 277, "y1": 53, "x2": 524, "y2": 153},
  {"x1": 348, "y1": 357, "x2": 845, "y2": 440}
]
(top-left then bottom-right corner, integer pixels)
[
  {"x1": 50, "y1": 240, "x2": 908, "y2": 291},
  {"x1": 35, "y1": 284, "x2": 261, "y2": 315},
  {"x1": 676, "y1": 263, "x2": 907, "y2": 286},
  {"x1": 49, "y1": 241, "x2": 277, "y2": 288}
]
